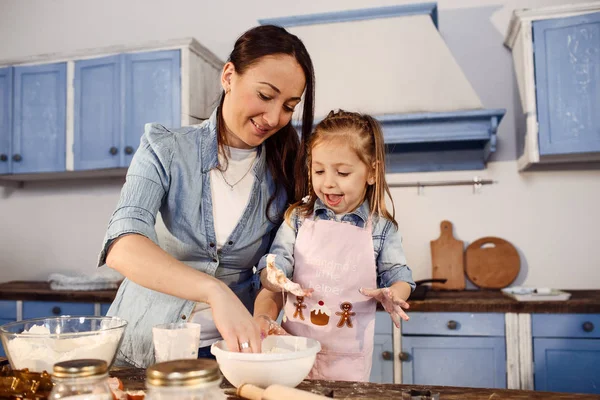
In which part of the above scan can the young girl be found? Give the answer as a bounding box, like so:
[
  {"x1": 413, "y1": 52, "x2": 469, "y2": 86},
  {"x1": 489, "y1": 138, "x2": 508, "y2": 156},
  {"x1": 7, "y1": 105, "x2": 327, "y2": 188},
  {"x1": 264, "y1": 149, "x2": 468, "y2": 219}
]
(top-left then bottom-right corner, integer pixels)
[{"x1": 253, "y1": 109, "x2": 415, "y2": 382}]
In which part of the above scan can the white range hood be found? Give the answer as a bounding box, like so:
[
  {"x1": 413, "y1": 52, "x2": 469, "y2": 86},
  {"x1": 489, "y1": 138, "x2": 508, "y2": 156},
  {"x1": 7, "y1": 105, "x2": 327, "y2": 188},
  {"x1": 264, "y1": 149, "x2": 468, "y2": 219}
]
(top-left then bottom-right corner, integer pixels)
[{"x1": 261, "y1": 3, "x2": 505, "y2": 173}]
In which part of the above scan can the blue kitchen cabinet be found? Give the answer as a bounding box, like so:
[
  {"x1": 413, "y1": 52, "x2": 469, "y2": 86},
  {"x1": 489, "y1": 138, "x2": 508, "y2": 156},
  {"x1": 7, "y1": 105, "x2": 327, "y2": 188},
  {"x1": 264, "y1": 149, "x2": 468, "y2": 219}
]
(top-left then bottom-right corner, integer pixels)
[
  {"x1": 12, "y1": 63, "x2": 66, "y2": 174},
  {"x1": 0, "y1": 301, "x2": 17, "y2": 357},
  {"x1": 370, "y1": 312, "x2": 394, "y2": 383},
  {"x1": 532, "y1": 314, "x2": 600, "y2": 394},
  {"x1": 22, "y1": 301, "x2": 95, "y2": 320},
  {"x1": 100, "y1": 303, "x2": 111, "y2": 316},
  {"x1": 532, "y1": 12, "x2": 600, "y2": 156},
  {"x1": 73, "y1": 50, "x2": 180, "y2": 170},
  {"x1": 0, "y1": 67, "x2": 12, "y2": 175},
  {"x1": 74, "y1": 55, "x2": 122, "y2": 170},
  {"x1": 401, "y1": 312, "x2": 506, "y2": 388}
]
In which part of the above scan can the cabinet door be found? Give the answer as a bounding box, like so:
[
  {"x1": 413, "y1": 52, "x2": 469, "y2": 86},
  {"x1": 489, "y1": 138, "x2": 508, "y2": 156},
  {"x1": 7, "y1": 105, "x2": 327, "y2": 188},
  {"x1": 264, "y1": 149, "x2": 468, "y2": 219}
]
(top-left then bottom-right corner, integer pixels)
[
  {"x1": 13, "y1": 63, "x2": 66, "y2": 173},
  {"x1": 0, "y1": 301, "x2": 17, "y2": 357},
  {"x1": 0, "y1": 67, "x2": 12, "y2": 174},
  {"x1": 74, "y1": 55, "x2": 122, "y2": 170},
  {"x1": 533, "y1": 12, "x2": 600, "y2": 155},
  {"x1": 534, "y1": 338, "x2": 600, "y2": 394},
  {"x1": 124, "y1": 50, "x2": 180, "y2": 166},
  {"x1": 370, "y1": 312, "x2": 394, "y2": 383},
  {"x1": 402, "y1": 336, "x2": 506, "y2": 388},
  {"x1": 22, "y1": 301, "x2": 95, "y2": 320}
]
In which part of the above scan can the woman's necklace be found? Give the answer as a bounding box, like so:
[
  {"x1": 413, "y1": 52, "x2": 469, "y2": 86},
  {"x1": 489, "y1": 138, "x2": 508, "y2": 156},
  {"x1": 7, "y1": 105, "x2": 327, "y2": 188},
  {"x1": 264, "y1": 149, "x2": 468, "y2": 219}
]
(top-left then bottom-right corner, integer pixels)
[{"x1": 218, "y1": 160, "x2": 255, "y2": 190}]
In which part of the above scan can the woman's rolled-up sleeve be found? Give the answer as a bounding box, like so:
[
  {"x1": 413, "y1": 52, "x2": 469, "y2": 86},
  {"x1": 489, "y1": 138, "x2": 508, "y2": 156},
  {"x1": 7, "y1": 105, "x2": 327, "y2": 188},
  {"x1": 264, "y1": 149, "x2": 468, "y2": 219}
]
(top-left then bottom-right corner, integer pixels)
[{"x1": 98, "y1": 123, "x2": 174, "y2": 266}]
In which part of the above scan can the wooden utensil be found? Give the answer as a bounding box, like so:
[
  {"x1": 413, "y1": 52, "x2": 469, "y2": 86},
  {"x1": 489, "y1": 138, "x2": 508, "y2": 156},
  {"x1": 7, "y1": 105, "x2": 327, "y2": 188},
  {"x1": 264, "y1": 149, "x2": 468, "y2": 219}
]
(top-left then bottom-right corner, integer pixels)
[
  {"x1": 465, "y1": 237, "x2": 520, "y2": 289},
  {"x1": 430, "y1": 220, "x2": 465, "y2": 290},
  {"x1": 237, "y1": 384, "x2": 329, "y2": 400}
]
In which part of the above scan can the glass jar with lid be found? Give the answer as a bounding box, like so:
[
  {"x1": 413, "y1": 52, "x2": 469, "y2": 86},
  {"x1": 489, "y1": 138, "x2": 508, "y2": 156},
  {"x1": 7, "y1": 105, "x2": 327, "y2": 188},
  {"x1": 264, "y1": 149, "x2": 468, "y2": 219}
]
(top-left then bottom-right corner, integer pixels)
[
  {"x1": 49, "y1": 359, "x2": 113, "y2": 400},
  {"x1": 145, "y1": 359, "x2": 226, "y2": 400}
]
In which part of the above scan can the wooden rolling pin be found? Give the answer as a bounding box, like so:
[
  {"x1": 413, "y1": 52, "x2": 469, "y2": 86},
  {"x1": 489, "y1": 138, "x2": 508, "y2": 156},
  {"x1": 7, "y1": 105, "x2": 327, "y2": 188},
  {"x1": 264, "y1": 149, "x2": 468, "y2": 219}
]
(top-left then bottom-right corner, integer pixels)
[{"x1": 237, "y1": 383, "x2": 329, "y2": 400}]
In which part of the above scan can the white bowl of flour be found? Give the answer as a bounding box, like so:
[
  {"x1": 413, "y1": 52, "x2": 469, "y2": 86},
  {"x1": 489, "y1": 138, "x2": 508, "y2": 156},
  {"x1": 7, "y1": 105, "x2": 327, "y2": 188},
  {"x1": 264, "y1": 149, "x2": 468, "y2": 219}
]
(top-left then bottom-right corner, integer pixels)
[{"x1": 0, "y1": 316, "x2": 127, "y2": 373}]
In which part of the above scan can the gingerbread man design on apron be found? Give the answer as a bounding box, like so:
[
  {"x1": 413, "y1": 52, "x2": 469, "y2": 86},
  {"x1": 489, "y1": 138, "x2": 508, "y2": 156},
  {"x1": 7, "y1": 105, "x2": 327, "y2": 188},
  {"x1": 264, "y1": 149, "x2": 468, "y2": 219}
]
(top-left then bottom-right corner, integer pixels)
[{"x1": 282, "y1": 215, "x2": 377, "y2": 382}]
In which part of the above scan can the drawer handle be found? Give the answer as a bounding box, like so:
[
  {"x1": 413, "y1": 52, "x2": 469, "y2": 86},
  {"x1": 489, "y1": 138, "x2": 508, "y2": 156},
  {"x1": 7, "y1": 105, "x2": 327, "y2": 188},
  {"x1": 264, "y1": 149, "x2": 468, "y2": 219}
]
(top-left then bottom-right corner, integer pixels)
[
  {"x1": 109, "y1": 146, "x2": 118, "y2": 155},
  {"x1": 0, "y1": 154, "x2": 7, "y2": 162},
  {"x1": 381, "y1": 351, "x2": 392, "y2": 361},
  {"x1": 399, "y1": 352, "x2": 411, "y2": 362},
  {"x1": 124, "y1": 146, "x2": 134, "y2": 155},
  {"x1": 447, "y1": 320, "x2": 458, "y2": 330},
  {"x1": 52, "y1": 306, "x2": 62, "y2": 315},
  {"x1": 582, "y1": 322, "x2": 594, "y2": 333},
  {"x1": 12, "y1": 154, "x2": 22, "y2": 162}
]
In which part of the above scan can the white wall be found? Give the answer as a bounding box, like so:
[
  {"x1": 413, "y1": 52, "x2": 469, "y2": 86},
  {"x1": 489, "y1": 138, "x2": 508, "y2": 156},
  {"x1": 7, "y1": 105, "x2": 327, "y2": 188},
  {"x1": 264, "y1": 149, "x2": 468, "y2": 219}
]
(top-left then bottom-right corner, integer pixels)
[{"x1": 1, "y1": 0, "x2": 599, "y2": 289}]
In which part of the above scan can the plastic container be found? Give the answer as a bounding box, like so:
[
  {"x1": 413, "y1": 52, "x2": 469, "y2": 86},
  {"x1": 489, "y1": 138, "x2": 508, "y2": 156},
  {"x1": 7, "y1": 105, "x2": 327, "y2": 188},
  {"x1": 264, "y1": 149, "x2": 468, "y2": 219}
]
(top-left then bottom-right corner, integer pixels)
[
  {"x1": 210, "y1": 335, "x2": 321, "y2": 388},
  {"x1": 152, "y1": 322, "x2": 201, "y2": 363},
  {"x1": 49, "y1": 359, "x2": 113, "y2": 399},
  {"x1": 145, "y1": 359, "x2": 225, "y2": 400},
  {"x1": 0, "y1": 316, "x2": 127, "y2": 373}
]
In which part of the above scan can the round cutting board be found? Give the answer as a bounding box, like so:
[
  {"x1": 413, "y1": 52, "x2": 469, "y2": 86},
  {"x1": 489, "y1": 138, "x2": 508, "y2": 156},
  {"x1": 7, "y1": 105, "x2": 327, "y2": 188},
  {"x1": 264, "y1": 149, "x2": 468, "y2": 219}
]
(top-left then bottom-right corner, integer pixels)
[{"x1": 465, "y1": 237, "x2": 520, "y2": 289}]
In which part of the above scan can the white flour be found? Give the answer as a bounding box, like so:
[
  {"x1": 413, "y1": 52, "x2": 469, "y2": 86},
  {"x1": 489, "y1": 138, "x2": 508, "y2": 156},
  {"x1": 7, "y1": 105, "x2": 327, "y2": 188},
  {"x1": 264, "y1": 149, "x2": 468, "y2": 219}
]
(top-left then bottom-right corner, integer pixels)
[{"x1": 6, "y1": 325, "x2": 121, "y2": 372}]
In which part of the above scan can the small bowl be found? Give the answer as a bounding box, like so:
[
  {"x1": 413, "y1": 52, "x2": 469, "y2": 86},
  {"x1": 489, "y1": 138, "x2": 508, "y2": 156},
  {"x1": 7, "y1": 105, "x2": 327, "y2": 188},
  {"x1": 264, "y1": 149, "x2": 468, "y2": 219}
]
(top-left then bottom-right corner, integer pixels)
[
  {"x1": 211, "y1": 335, "x2": 320, "y2": 388},
  {"x1": 0, "y1": 316, "x2": 127, "y2": 373}
]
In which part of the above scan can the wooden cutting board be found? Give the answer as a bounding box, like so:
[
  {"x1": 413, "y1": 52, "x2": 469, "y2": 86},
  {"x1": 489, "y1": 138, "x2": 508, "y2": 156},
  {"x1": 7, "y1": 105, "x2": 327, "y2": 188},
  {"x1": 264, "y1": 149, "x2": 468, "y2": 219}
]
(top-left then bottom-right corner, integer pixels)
[
  {"x1": 465, "y1": 237, "x2": 520, "y2": 289},
  {"x1": 430, "y1": 220, "x2": 465, "y2": 290}
]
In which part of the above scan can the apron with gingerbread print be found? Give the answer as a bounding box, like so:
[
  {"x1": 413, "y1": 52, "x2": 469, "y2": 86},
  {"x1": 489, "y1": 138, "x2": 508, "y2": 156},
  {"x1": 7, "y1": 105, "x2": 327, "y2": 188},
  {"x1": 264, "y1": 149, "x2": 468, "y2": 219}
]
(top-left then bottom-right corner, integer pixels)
[{"x1": 281, "y1": 216, "x2": 377, "y2": 382}]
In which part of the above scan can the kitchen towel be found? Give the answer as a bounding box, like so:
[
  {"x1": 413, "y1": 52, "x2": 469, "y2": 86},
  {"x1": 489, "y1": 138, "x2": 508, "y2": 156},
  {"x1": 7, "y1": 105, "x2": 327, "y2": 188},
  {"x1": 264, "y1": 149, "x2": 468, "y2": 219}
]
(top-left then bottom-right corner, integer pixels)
[{"x1": 48, "y1": 267, "x2": 123, "y2": 291}]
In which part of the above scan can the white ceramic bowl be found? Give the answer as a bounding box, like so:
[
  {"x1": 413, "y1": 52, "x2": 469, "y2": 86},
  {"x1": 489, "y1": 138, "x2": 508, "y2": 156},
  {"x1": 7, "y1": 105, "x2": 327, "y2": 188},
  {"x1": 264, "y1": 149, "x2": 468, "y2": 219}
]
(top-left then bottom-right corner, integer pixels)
[
  {"x1": 211, "y1": 335, "x2": 321, "y2": 388},
  {"x1": 0, "y1": 316, "x2": 127, "y2": 373}
]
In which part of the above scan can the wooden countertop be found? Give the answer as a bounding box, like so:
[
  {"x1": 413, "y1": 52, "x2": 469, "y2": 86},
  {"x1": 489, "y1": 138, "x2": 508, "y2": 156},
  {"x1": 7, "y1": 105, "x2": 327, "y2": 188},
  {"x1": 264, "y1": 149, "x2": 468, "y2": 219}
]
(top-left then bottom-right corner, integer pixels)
[
  {"x1": 408, "y1": 289, "x2": 600, "y2": 313},
  {"x1": 0, "y1": 281, "x2": 117, "y2": 303},
  {"x1": 110, "y1": 367, "x2": 600, "y2": 399},
  {"x1": 0, "y1": 281, "x2": 599, "y2": 314}
]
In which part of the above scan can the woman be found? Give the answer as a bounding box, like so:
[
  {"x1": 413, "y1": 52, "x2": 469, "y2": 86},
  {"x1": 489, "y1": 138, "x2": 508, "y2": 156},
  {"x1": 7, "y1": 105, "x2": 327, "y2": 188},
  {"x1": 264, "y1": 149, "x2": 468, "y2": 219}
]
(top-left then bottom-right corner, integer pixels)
[{"x1": 99, "y1": 25, "x2": 315, "y2": 368}]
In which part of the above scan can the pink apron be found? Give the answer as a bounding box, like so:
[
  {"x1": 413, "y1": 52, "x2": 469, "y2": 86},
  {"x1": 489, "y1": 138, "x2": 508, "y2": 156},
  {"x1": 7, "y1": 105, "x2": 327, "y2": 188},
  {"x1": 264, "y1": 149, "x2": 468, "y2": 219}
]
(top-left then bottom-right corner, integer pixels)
[{"x1": 282, "y1": 216, "x2": 377, "y2": 382}]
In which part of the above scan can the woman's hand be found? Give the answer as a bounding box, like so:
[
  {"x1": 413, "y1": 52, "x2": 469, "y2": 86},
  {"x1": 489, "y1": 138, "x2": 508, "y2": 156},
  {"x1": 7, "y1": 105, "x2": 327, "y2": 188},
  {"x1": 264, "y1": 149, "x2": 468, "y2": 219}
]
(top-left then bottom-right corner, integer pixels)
[
  {"x1": 208, "y1": 282, "x2": 262, "y2": 353},
  {"x1": 360, "y1": 284, "x2": 411, "y2": 328},
  {"x1": 254, "y1": 314, "x2": 289, "y2": 339},
  {"x1": 261, "y1": 254, "x2": 313, "y2": 297}
]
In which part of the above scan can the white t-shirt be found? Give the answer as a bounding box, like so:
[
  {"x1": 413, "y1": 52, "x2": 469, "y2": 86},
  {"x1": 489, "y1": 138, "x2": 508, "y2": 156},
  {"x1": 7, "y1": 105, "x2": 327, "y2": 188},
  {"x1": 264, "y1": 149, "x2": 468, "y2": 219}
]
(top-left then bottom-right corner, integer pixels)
[{"x1": 190, "y1": 145, "x2": 257, "y2": 347}]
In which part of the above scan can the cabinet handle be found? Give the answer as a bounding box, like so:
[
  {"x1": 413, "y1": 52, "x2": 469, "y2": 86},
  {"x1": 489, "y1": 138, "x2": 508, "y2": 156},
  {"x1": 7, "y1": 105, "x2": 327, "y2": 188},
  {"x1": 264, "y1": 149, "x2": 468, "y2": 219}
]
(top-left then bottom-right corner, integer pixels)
[
  {"x1": 399, "y1": 352, "x2": 410, "y2": 362},
  {"x1": 124, "y1": 146, "x2": 134, "y2": 155},
  {"x1": 381, "y1": 351, "x2": 392, "y2": 361},
  {"x1": 109, "y1": 147, "x2": 118, "y2": 155},
  {"x1": 52, "y1": 306, "x2": 62, "y2": 315},
  {"x1": 12, "y1": 154, "x2": 22, "y2": 162},
  {"x1": 582, "y1": 322, "x2": 594, "y2": 332},
  {"x1": 0, "y1": 154, "x2": 7, "y2": 162},
  {"x1": 447, "y1": 320, "x2": 458, "y2": 330}
]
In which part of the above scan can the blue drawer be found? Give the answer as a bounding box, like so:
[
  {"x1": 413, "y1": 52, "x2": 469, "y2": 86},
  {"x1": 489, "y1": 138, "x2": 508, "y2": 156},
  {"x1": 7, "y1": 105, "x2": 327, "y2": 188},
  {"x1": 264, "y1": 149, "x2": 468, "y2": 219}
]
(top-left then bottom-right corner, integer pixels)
[
  {"x1": 402, "y1": 312, "x2": 505, "y2": 336},
  {"x1": 22, "y1": 301, "x2": 95, "y2": 320},
  {"x1": 100, "y1": 303, "x2": 112, "y2": 316},
  {"x1": 0, "y1": 301, "x2": 17, "y2": 320},
  {"x1": 532, "y1": 314, "x2": 600, "y2": 338}
]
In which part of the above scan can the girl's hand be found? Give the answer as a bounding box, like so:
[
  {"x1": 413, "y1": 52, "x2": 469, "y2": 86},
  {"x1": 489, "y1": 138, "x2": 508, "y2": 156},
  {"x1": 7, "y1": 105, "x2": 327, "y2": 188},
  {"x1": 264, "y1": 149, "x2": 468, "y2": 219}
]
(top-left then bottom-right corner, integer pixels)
[
  {"x1": 209, "y1": 282, "x2": 262, "y2": 353},
  {"x1": 254, "y1": 314, "x2": 289, "y2": 339},
  {"x1": 262, "y1": 254, "x2": 314, "y2": 297},
  {"x1": 359, "y1": 287, "x2": 410, "y2": 328}
]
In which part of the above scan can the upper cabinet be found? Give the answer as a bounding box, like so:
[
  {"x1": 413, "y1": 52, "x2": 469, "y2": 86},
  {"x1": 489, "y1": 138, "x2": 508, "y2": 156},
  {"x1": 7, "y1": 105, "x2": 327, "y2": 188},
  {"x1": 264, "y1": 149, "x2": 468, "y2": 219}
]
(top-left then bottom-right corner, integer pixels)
[
  {"x1": 505, "y1": 3, "x2": 600, "y2": 170},
  {"x1": 1, "y1": 63, "x2": 67, "y2": 175},
  {"x1": 74, "y1": 50, "x2": 181, "y2": 170},
  {"x1": 0, "y1": 38, "x2": 223, "y2": 183}
]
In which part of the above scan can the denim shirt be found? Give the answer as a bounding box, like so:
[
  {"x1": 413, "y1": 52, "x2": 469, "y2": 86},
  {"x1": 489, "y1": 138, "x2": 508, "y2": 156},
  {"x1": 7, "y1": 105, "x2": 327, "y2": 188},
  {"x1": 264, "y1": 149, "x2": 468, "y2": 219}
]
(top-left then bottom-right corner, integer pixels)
[
  {"x1": 98, "y1": 108, "x2": 286, "y2": 368},
  {"x1": 257, "y1": 199, "x2": 416, "y2": 291}
]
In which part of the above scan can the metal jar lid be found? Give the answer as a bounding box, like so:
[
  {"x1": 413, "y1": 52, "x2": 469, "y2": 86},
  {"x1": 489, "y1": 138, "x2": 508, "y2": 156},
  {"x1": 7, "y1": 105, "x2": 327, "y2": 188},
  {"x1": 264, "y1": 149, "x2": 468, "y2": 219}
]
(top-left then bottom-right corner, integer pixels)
[
  {"x1": 146, "y1": 359, "x2": 221, "y2": 387},
  {"x1": 53, "y1": 359, "x2": 108, "y2": 379}
]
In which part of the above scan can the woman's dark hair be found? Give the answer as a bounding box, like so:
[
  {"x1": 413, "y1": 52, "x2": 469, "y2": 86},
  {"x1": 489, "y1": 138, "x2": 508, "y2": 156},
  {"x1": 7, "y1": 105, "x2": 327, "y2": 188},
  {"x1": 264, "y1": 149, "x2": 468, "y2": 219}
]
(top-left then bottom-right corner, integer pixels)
[{"x1": 217, "y1": 25, "x2": 315, "y2": 222}]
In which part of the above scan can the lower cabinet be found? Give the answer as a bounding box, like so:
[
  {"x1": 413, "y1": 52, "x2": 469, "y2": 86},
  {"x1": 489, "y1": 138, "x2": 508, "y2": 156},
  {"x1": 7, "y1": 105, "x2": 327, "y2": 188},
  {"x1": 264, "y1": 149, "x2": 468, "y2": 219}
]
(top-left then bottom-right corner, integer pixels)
[
  {"x1": 100, "y1": 303, "x2": 111, "y2": 316},
  {"x1": 532, "y1": 314, "x2": 600, "y2": 394},
  {"x1": 22, "y1": 301, "x2": 95, "y2": 320},
  {"x1": 401, "y1": 312, "x2": 506, "y2": 388},
  {"x1": 370, "y1": 312, "x2": 394, "y2": 383},
  {"x1": 0, "y1": 300, "x2": 17, "y2": 357}
]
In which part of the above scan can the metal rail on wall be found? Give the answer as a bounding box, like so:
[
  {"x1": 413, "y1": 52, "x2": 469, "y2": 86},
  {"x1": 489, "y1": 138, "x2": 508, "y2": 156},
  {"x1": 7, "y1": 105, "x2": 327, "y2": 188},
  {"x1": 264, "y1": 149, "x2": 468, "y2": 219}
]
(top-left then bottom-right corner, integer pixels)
[{"x1": 387, "y1": 176, "x2": 495, "y2": 194}]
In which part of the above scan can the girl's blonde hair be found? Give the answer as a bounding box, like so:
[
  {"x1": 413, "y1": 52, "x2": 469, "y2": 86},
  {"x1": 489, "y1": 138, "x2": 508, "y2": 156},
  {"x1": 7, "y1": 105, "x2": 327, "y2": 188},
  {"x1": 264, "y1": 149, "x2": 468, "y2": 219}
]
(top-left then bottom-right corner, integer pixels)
[{"x1": 285, "y1": 109, "x2": 397, "y2": 229}]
